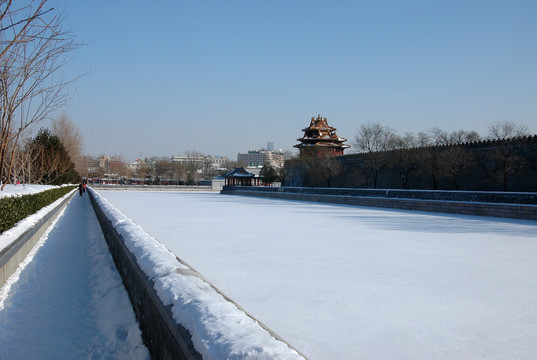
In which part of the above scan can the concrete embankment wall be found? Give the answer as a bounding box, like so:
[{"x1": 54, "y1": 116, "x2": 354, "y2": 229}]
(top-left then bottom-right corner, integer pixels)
[
  {"x1": 221, "y1": 186, "x2": 537, "y2": 221},
  {"x1": 91, "y1": 185, "x2": 215, "y2": 191},
  {"x1": 88, "y1": 189, "x2": 202, "y2": 360},
  {"x1": 0, "y1": 191, "x2": 75, "y2": 287},
  {"x1": 88, "y1": 188, "x2": 305, "y2": 360}
]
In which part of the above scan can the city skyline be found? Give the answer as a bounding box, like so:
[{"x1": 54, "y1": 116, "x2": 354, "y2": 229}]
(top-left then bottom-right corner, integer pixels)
[{"x1": 49, "y1": 1, "x2": 536, "y2": 161}]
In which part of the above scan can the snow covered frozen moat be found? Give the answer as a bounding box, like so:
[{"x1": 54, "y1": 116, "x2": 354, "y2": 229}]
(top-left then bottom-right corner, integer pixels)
[
  {"x1": 0, "y1": 194, "x2": 149, "y2": 359},
  {"x1": 98, "y1": 190, "x2": 537, "y2": 360}
]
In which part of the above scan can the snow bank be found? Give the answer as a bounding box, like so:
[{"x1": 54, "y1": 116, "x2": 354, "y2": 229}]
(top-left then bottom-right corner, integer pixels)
[
  {"x1": 0, "y1": 202, "x2": 68, "y2": 311},
  {"x1": 0, "y1": 184, "x2": 60, "y2": 198},
  {"x1": 0, "y1": 189, "x2": 75, "y2": 253},
  {"x1": 89, "y1": 188, "x2": 305, "y2": 360}
]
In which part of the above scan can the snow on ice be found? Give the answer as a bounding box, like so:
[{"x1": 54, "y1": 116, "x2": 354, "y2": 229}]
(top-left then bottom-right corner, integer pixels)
[
  {"x1": 98, "y1": 189, "x2": 537, "y2": 360},
  {"x1": 2, "y1": 184, "x2": 537, "y2": 360},
  {"x1": 91, "y1": 188, "x2": 305, "y2": 360}
]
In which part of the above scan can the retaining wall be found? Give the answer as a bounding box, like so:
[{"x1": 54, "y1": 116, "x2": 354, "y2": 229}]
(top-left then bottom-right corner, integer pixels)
[
  {"x1": 88, "y1": 189, "x2": 202, "y2": 360},
  {"x1": 221, "y1": 186, "x2": 537, "y2": 221},
  {"x1": 0, "y1": 191, "x2": 75, "y2": 287},
  {"x1": 91, "y1": 185, "x2": 214, "y2": 191},
  {"x1": 88, "y1": 188, "x2": 305, "y2": 360}
]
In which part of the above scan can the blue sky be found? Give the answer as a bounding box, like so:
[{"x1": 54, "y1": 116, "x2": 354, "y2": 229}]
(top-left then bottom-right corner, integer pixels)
[{"x1": 51, "y1": 1, "x2": 537, "y2": 161}]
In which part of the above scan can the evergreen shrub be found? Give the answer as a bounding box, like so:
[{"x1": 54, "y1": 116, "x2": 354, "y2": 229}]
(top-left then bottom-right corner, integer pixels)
[{"x1": 0, "y1": 186, "x2": 76, "y2": 234}]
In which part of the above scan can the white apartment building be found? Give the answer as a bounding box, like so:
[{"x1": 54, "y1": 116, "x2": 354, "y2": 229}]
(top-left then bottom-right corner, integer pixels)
[
  {"x1": 172, "y1": 155, "x2": 229, "y2": 170},
  {"x1": 237, "y1": 150, "x2": 285, "y2": 168}
]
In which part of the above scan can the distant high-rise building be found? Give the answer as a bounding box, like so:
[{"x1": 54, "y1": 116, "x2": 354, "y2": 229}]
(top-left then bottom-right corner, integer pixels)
[
  {"x1": 237, "y1": 149, "x2": 284, "y2": 168},
  {"x1": 267, "y1": 142, "x2": 274, "y2": 151}
]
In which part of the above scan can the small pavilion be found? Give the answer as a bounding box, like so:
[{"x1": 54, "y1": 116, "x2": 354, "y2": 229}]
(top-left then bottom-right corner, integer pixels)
[{"x1": 224, "y1": 167, "x2": 263, "y2": 186}]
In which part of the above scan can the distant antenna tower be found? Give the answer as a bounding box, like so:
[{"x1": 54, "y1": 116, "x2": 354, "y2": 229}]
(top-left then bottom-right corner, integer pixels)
[{"x1": 267, "y1": 142, "x2": 274, "y2": 151}]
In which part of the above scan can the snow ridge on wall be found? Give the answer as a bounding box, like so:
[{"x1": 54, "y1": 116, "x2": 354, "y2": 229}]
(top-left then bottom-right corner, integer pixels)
[{"x1": 89, "y1": 188, "x2": 305, "y2": 360}]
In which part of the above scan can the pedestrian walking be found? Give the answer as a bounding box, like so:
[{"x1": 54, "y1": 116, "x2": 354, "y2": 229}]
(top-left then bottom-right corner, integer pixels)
[{"x1": 79, "y1": 183, "x2": 83, "y2": 196}]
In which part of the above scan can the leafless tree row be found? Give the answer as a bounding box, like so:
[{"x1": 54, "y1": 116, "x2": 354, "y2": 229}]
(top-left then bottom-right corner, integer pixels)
[
  {"x1": 350, "y1": 120, "x2": 531, "y2": 190},
  {"x1": 0, "y1": 0, "x2": 79, "y2": 189},
  {"x1": 149, "y1": 152, "x2": 242, "y2": 185},
  {"x1": 89, "y1": 150, "x2": 243, "y2": 186}
]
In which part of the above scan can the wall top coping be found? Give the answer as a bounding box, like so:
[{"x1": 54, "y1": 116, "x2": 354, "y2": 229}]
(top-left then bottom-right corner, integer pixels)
[{"x1": 222, "y1": 186, "x2": 537, "y2": 205}]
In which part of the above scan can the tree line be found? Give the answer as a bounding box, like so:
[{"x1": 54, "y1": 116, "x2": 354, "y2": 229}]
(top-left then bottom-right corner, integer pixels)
[
  {"x1": 90, "y1": 151, "x2": 246, "y2": 186},
  {"x1": 352, "y1": 120, "x2": 531, "y2": 190},
  {"x1": 4, "y1": 114, "x2": 83, "y2": 185}
]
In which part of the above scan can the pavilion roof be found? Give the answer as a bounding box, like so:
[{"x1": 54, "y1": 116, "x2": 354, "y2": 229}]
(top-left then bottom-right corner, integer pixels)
[{"x1": 224, "y1": 167, "x2": 255, "y2": 178}]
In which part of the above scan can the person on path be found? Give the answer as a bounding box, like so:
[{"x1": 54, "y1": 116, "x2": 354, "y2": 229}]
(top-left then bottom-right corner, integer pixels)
[{"x1": 78, "y1": 183, "x2": 83, "y2": 196}]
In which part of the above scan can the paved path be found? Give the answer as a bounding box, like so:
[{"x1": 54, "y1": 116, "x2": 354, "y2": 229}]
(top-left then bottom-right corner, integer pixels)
[{"x1": 0, "y1": 194, "x2": 148, "y2": 359}]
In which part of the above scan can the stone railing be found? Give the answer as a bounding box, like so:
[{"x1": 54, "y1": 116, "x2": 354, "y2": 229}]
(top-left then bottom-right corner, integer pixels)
[{"x1": 221, "y1": 186, "x2": 537, "y2": 221}]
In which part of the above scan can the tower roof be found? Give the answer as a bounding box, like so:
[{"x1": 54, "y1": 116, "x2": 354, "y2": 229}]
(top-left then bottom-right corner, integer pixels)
[{"x1": 294, "y1": 115, "x2": 349, "y2": 154}]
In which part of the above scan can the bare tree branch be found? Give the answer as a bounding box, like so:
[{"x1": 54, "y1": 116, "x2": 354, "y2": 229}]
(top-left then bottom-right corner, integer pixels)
[{"x1": 0, "y1": 0, "x2": 80, "y2": 189}]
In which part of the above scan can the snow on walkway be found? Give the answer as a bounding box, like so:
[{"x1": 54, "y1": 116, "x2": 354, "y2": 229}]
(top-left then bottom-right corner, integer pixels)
[
  {"x1": 0, "y1": 194, "x2": 149, "y2": 359},
  {"x1": 98, "y1": 190, "x2": 537, "y2": 360}
]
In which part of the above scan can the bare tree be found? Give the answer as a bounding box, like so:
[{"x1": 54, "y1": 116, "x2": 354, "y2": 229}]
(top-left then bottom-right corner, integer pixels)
[
  {"x1": 52, "y1": 112, "x2": 84, "y2": 176},
  {"x1": 5, "y1": 132, "x2": 29, "y2": 183},
  {"x1": 353, "y1": 122, "x2": 396, "y2": 188},
  {"x1": 108, "y1": 155, "x2": 126, "y2": 180},
  {"x1": 171, "y1": 160, "x2": 185, "y2": 184},
  {"x1": 136, "y1": 161, "x2": 151, "y2": 183},
  {"x1": 389, "y1": 132, "x2": 420, "y2": 189},
  {"x1": 0, "y1": 1, "x2": 80, "y2": 189},
  {"x1": 417, "y1": 127, "x2": 480, "y2": 189},
  {"x1": 488, "y1": 121, "x2": 529, "y2": 140},
  {"x1": 202, "y1": 156, "x2": 216, "y2": 179},
  {"x1": 439, "y1": 146, "x2": 475, "y2": 189},
  {"x1": 449, "y1": 129, "x2": 481, "y2": 144},
  {"x1": 305, "y1": 155, "x2": 341, "y2": 187},
  {"x1": 183, "y1": 150, "x2": 204, "y2": 185},
  {"x1": 154, "y1": 158, "x2": 174, "y2": 184},
  {"x1": 486, "y1": 121, "x2": 531, "y2": 191}
]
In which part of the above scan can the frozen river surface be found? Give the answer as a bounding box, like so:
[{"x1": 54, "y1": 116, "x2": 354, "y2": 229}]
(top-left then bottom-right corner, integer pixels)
[{"x1": 98, "y1": 190, "x2": 537, "y2": 360}]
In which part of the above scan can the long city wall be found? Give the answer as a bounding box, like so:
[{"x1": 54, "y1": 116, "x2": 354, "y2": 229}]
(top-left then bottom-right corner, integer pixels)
[
  {"x1": 221, "y1": 186, "x2": 537, "y2": 221},
  {"x1": 284, "y1": 135, "x2": 537, "y2": 191},
  {"x1": 0, "y1": 191, "x2": 75, "y2": 287}
]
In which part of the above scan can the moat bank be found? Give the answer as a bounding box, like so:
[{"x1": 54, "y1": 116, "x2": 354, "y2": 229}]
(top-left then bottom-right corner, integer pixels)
[{"x1": 221, "y1": 186, "x2": 537, "y2": 221}]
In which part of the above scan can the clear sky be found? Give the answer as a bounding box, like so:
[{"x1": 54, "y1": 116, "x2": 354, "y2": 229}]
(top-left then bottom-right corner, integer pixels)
[{"x1": 50, "y1": 0, "x2": 537, "y2": 161}]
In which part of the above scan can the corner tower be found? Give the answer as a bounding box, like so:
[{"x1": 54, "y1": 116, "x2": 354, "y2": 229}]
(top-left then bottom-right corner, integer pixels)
[{"x1": 294, "y1": 115, "x2": 350, "y2": 157}]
